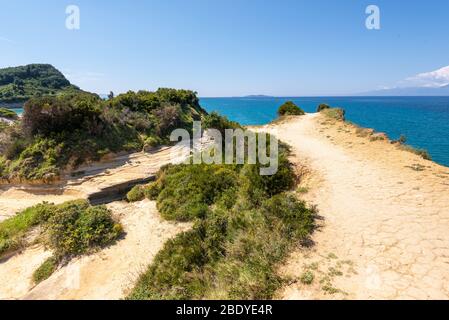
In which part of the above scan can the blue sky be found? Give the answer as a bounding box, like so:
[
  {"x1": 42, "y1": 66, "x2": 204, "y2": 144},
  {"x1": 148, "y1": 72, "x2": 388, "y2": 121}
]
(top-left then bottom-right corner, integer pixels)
[{"x1": 1, "y1": 0, "x2": 449, "y2": 96}]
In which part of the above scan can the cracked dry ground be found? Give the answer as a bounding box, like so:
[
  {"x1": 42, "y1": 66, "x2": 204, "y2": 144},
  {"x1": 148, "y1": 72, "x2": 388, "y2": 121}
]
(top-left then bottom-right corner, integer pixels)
[{"x1": 262, "y1": 114, "x2": 449, "y2": 300}]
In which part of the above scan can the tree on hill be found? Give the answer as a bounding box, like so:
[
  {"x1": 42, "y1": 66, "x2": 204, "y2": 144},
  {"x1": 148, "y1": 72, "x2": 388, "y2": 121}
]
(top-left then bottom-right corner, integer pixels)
[{"x1": 0, "y1": 64, "x2": 81, "y2": 104}]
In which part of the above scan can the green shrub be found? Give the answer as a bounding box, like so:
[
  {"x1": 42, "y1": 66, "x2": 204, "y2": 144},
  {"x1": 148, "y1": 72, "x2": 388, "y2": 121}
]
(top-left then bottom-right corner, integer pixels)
[
  {"x1": 262, "y1": 194, "x2": 315, "y2": 239},
  {"x1": 143, "y1": 136, "x2": 162, "y2": 151},
  {"x1": 0, "y1": 107, "x2": 18, "y2": 120},
  {"x1": 33, "y1": 256, "x2": 58, "y2": 284},
  {"x1": 277, "y1": 101, "x2": 305, "y2": 116},
  {"x1": 0, "y1": 202, "x2": 56, "y2": 258},
  {"x1": 46, "y1": 200, "x2": 122, "y2": 258},
  {"x1": 0, "y1": 200, "x2": 122, "y2": 261},
  {"x1": 317, "y1": 104, "x2": 330, "y2": 112},
  {"x1": 127, "y1": 185, "x2": 145, "y2": 202},
  {"x1": 156, "y1": 164, "x2": 239, "y2": 221},
  {"x1": 239, "y1": 154, "x2": 296, "y2": 204},
  {"x1": 203, "y1": 112, "x2": 241, "y2": 135},
  {"x1": 300, "y1": 271, "x2": 314, "y2": 285},
  {"x1": 143, "y1": 182, "x2": 162, "y2": 200}
]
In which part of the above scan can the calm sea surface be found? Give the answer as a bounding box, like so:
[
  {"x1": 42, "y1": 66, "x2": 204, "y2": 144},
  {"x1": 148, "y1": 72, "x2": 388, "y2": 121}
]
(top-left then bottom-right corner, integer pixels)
[{"x1": 200, "y1": 97, "x2": 449, "y2": 167}]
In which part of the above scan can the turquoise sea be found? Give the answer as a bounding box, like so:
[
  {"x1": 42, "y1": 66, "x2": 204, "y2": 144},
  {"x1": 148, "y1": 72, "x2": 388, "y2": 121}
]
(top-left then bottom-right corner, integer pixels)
[
  {"x1": 9, "y1": 97, "x2": 449, "y2": 167},
  {"x1": 200, "y1": 97, "x2": 449, "y2": 168}
]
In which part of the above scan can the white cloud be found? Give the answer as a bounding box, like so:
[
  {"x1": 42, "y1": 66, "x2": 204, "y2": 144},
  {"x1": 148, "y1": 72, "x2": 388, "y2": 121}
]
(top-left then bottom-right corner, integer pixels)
[{"x1": 402, "y1": 65, "x2": 449, "y2": 88}]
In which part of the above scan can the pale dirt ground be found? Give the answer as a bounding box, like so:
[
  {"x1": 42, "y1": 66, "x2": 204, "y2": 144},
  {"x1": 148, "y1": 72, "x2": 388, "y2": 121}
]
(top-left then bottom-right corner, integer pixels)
[
  {"x1": 255, "y1": 114, "x2": 449, "y2": 300},
  {"x1": 0, "y1": 146, "x2": 178, "y2": 221},
  {"x1": 0, "y1": 245, "x2": 51, "y2": 299},
  {"x1": 0, "y1": 200, "x2": 190, "y2": 300},
  {"x1": 2, "y1": 115, "x2": 449, "y2": 300}
]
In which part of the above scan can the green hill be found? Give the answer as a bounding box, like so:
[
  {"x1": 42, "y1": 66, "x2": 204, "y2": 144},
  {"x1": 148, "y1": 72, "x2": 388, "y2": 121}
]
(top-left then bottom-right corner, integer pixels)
[
  {"x1": 0, "y1": 88, "x2": 221, "y2": 181},
  {"x1": 0, "y1": 64, "x2": 81, "y2": 104}
]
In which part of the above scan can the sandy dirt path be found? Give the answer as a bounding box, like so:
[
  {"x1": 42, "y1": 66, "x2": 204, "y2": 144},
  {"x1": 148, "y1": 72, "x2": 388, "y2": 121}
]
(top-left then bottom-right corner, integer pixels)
[
  {"x1": 258, "y1": 114, "x2": 449, "y2": 300},
  {"x1": 0, "y1": 200, "x2": 190, "y2": 300}
]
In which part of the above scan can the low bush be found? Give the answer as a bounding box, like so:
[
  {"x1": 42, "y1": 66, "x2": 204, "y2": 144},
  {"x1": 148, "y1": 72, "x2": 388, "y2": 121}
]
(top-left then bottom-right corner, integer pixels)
[
  {"x1": 317, "y1": 104, "x2": 330, "y2": 112},
  {"x1": 46, "y1": 201, "x2": 122, "y2": 258},
  {"x1": 393, "y1": 134, "x2": 407, "y2": 145},
  {"x1": 1, "y1": 198, "x2": 123, "y2": 273},
  {"x1": 0, "y1": 202, "x2": 56, "y2": 258},
  {"x1": 277, "y1": 101, "x2": 305, "y2": 116},
  {"x1": 156, "y1": 164, "x2": 239, "y2": 221},
  {"x1": 0, "y1": 107, "x2": 18, "y2": 120},
  {"x1": 33, "y1": 256, "x2": 58, "y2": 284},
  {"x1": 127, "y1": 185, "x2": 145, "y2": 202},
  {"x1": 300, "y1": 271, "x2": 315, "y2": 285},
  {"x1": 143, "y1": 181, "x2": 162, "y2": 200},
  {"x1": 143, "y1": 136, "x2": 163, "y2": 151}
]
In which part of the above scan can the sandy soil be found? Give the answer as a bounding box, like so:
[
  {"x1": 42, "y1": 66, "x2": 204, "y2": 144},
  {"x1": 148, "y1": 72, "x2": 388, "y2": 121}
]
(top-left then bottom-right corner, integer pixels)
[
  {"x1": 1, "y1": 200, "x2": 190, "y2": 300},
  {"x1": 256, "y1": 113, "x2": 449, "y2": 300},
  {"x1": 0, "y1": 146, "x2": 178, "y2": 221},
  {"x1": 0, "y1": 246, "x2": 51, "y2": 299}
]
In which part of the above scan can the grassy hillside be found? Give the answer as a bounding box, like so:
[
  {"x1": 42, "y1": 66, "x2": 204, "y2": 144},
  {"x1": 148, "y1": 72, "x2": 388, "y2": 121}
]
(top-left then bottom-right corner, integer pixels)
[
  {"x1": 0, "y1": 88, "x2": 210, "y2": 181},
  {"x1": 0, "y1": 64, "x2": 81, "y2": 104}
]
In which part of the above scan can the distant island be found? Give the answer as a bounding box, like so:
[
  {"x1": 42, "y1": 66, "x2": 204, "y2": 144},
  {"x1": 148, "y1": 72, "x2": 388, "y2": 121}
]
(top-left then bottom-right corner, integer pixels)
[
  {"x1": 243, "y1": 95, "x2": 274, "y2": 98},
  {"x1": 0, "y1": 64, "x2": 83, "y2": 106}
]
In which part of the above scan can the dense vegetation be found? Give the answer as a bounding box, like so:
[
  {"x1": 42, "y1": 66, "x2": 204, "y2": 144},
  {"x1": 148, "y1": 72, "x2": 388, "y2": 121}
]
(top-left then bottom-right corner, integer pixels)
[
  {"x1": 0, "y1": 64, "x2": 81, "y2": 104},
  {"x1": 127, "y1": 141, "x2": 316, "y2": 300},
  {"x1": 0, "y1": 88, "x2": 208, "y2": 181},
  {"x1": 0, "y1": 199, "x2": 122, "y2": 283},
  {"x1": 277, "y1": 101, "x2": 305, "y2": 116}
]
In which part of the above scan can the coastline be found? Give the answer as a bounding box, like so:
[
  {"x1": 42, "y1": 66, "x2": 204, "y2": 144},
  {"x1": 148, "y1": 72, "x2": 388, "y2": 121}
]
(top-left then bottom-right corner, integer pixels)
[
  {"x1": 1, "y1": 111, "x2": 449, "y2": 299},
  {"x1": 253, "y1": 112, "x2": 449, "y2": 299}
]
